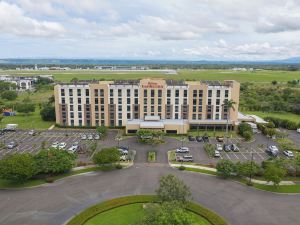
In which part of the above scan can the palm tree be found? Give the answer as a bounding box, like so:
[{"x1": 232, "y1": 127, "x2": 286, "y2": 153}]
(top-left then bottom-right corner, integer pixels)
[{"x1": 223, "y1": 99, "x2": 236, "y2": 145}]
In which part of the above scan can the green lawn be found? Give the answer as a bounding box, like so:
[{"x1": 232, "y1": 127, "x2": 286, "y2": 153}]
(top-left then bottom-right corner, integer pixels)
[
  {"x1": 85, "y1": 203, "x2": 211, "y2": 225},
  {"x1": 252, "y1": 183, "x2": 300, "y2": 193},
  {"x1": 1, "y1": 109, "x2": 54, "y2": 130},
  {"x1": 147, "y1": 151, "x2": 156, "y2": 163},
  {"x1": 2, "y1": 69, "x2": 300, "y2": 83},
  {"x1": 242, "y1": 111, "x2": 300, "y2": 124}
]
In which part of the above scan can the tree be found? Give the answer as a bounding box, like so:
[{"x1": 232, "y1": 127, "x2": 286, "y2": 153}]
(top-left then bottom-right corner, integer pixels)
[
  {"x1": 16, "y1": 103, "x2": 35, "y2": 115},
  {"x1": 1, "y1": 90, "x2": 17, "y2": 101},
  {"x1": 140, "y1": 201, "x2": 194, "y2": 225},
  {"x1": 34, "y1": 149, "x2": 76, "y2": 175},
  {"x1": 96, "y1": 126, "x2": 107, "y2": 136},
  {"x1": 223, "y1": 99, "x2": 236, "y2": 145},
  {"x1": 236, "y1": 161, "x2": 260, "y2": 178},
  {"x1": 0, "y1": 153, "x2": 37, "y2": 182},
  {"x1": 271, "y1": 80, "x2": 278, "y2": 85},
  {"x1": 40, "y1": 104, "x2": 55, "y2": 121},
  {"x1": 155, "y1": 174, "x2": 191, "y2": 203},
  {"x1": 263, "y1": 163, "x2": 286, "y2": 187},
  {"x1": 93, "y1": 147, "x2": 120, "y2": 165},
  {"x1": 216, "y1": 159, "x2": 236, "y2": 178}
]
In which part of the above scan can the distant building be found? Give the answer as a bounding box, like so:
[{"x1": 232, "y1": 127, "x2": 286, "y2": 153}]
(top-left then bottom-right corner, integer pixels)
[{"x1": 54, "y1": 78, "x2": 240, "y2": 134}]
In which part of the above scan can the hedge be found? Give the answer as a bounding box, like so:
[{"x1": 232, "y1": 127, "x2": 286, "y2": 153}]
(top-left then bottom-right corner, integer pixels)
[{"x1": 66, "y1": 195, "x2": 229, "y2": 225}]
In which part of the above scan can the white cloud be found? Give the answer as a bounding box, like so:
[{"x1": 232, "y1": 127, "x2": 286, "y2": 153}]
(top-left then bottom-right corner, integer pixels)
[{"x1": 0, "y1": 1, "x2": 66, "y2": 37}]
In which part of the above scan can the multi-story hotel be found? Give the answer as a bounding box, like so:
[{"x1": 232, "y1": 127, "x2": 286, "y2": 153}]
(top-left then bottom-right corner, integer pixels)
[{"x1": 54, "y1": 79, "x2": 240, "y2": 134}]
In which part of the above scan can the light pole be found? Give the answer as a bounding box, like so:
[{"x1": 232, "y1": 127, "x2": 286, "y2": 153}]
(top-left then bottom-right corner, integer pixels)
[{"x1": 249, "y1": 150, "x2": 254, "y2": 185}]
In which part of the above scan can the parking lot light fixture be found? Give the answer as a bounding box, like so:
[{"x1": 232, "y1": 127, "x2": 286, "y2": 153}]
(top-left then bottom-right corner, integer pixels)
[{"x1": 249, "y1": 151, "x2": 254, "y2": 186}]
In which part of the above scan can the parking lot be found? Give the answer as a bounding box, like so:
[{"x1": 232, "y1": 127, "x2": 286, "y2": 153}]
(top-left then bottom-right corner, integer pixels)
[{"x1": 0, "y1": 130, "x2": 100, "y2": 161}]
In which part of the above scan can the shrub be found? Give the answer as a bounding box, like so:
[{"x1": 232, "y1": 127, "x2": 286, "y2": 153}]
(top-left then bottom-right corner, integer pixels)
[
  {"x1": 204, "y1": 143, "x2": 215, "y2": 157},
  {"x1": 0, "y1": 153, "x2": 37, "y2": 182},
  {"x1": 216, "y1": 160, "x2": 235, "y2": 178},
  {"x1": 96, "y1": 126, "x2": 107, "y2": 136},
  {"x1": 45, "y1": 177, "x2": 55, "y2": 183},
  {"x1": 264, "y1": 163, "x2": 287, "y2": 187},
  {"x1": 243, "y1": 131, "x2": 253, "y2": 141},
  {"x1": 1, "y1": 90, "x2": 17, "y2": 100},
  {"x1": 115, "y1": 164, "x2": 122, "y2": 169},
  {"x1": 179, "y1": 166, "x2": 186, "y2": 170},
  {"x1": 238, "y1": 123, "x2": 253, "y2": 141},
  {"x1": 93, "y1": 147, "x2": 120, "y2": 165},
  {"x1": 40, "y1": 104, "x2": 55, "y2": 121}
]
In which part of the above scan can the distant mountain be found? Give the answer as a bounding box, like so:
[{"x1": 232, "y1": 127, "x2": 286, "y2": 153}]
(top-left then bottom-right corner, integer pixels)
[{"x1": 0, "y1": 57, "x2": 300, "y2": 65}]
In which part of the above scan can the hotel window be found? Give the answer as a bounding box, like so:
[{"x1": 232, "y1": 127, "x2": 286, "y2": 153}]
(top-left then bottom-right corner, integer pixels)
[
  {"x1": 127, "y1": 98, "x2": 131, "y2": 104},
  {"x1": 78, "y1": 98, "x2": 81, "y2": 104},
  {"x1": 95, "y1": 89, "x2": 98, "y2": 97},
  {"x1": 79, "y1": 120, "x2": 82, "y2": 126},
  {"x1": 184, "y1": 90, "x2": 187, "y2": 97},
  {"x1": 175, "y1": 113, "x2": 178, "y2": 119},
  {"x1": 134, "y1": 98, "x2": 138, "y2": 104},
  {"x1": 144, "y1": 90, "x2": 147, "y2": 97},
  {"x1": 118, "y1": 113, "x2": 122, "y2": 119},
  {"x1": 70, "y1": 105, "x2": 73, "y2": 111},
  {"x1": 95, "y1": 105, "x2": 99, "y2": 111},
  {"x1": 158, "y1": 106, "x2": 161, "y2": 112},
  {"x1": 69, "y1": 89, "x2": 73, "y2": 96},
  {"x1": 198, "y1": 105, "x2": 202, "y2": 112},
  {"x1": 198, "y1": 99, "x2": 202, "y2": 105},
  {"x1": 158, "y1": 98, "x2": 162, "y2": 105},
  {"x1": 207, "y1": 114, "x2": 212, "y2": 119},
  {"x1": 78, "y1": 105, "x2": 82, "y2": 111},
  {"x1": 77, "y1": 89, "x2": 81, "y2": 96},
  {"x1": 127, "y1": 113, "x2": 131, "y2": 119},
  {"x1": 193, "y1": 106, "x2": 197, "y2": 112},
  {"x1": 192, "y1": 114, "x2": 196, "y2": 120},
  {"x1": 208, "y1": 90, "x2": 212, "y2": 97},
  {"x1": 118, "y1": 98, "x2": 122, "y2": 104},
  {"x1": 71, "y1": 120, "x2": 74, "y2": 126},
  {"x1": 78, "y1": 112, "x2": 82, "y2": 118},
  {"x1": 216, "y1": 99, "x2": 220, "y2": 105},
  {"x1": 199, "y1": 90, "x2": 203, "y2": 97},
  {"x1": 95, "y1": 113, "x2": 99, "y2": 119},
  {"x1": 100, "y1": 105, "x2": 104, "y2": 111},
  {"x1": 118, "y1": 89, "x2": 122, "y2": 97},
  {"x1": 62, "y1": 97, "x2": 65, "y2": 104},
  {"x1": 208, "y1": 99, "x2": 212, "y2": 105},
  {"x1": 118, "y1": 105, "x2": 122, "y2": 111},
  {"x1": 127, "y1": 89, "x2": 131, "y2": 97},
  {"x1": 158, "y1": 90, "x2": 162, "y2": 97},
  {"x1": 101, "y1": 120, "x2": 105, "y2": 126},
  {"x1": 198, "y1": 114, "x2": 202, "y2": 120},
  {"x1": 167, "y1": 90, "x2": 171, "y2": 97},
  {"x1": 151, "y1": 89, "x2": 155, "y2": 97},
  {"x1": 193, "y1": 90, "x2": 197, "y2": 97},
  {"x1": 217, "y1": 90, "x2": 220, "y2": 97},
  {"x1": 96, "y1": 120, "x2": 99, "y2": 126},
  {"x1": 144, "y1": 106, "x2": 147, "y2": 112},
  {"x1": 223, "y1": 106, "x2": 228, "y2": 113},
  {"x1": 144, "y1": 98, "x2": 147, "y2": 104},
  {"x1": 100, "y1": 98, "x2": 104, "y2": 104},
  {"x1": 70, "y1": 112, "x2": 74, "y2": 118},
  {"x1": 101, "y1": 112, "x2": 105, "y2": 118},
  {"x1": 127, "y1": 105, "x2": 131, "y2": 111},
  {"x1": 134, "y1": 89, "x2": 138, "y2": 97},
  {"x1": 110, "y1": 98, "x2": 114, "y2": 104},
  {"x1": 95, "y1": 98, "x2": 99, "y2": 104},
  {"x1": 216, "y1": 106, "x2": 220, "y2": 112},
  {"x1": 118, "y1": 120, "x2": 122, "y2": 126},
  {"x1": 86, "y1": 98, "x2": 90, "y2": 104},
  {"x1": 85, "y1": 89, "x2": 89, "y2": 96},
  {"x1": 175, "y1": 106, "x2": 179, "y2": 112},
  {"x1": 61, "y1": 89, "x2": 65, "y2": 96},
  {"x1": 183, "y1": 99, "x2": 187, "y2": 105},
  {"x1": 167, "y1": 98, "x2": 171, "y2": 105},
  {"x1": 225, "y1": 90, "x2": 229, "y2": 98},
  {"x1": 100, "y1": 89, "x2": 104, "y2": 97},
  {"x1": 151, "y1": 106, "x2": 154, "y2": 112},
  {"x1": 175, "y1": 99, "x2": 179, "y2": 105},
  {"x1": 215, "y1": 114, "x2": 220, "y2": 120},
  {"x1": 175, "y1": 90, "x2": 179, "y2": 97},
  {"x1": 193, "y1": 99, "x2": 197, "y2": 105},
  {"x1": 110, "y1": 89, "x2": 113, "y2": 97},
  {"x1": 151, "y1": 98, "x2": 154, "y2": 105}
]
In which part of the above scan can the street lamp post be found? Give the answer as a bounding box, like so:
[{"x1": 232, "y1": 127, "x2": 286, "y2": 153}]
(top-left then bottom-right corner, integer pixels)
[{"x1": 249, "y1": 150, "x2": 254, "y2": 185}]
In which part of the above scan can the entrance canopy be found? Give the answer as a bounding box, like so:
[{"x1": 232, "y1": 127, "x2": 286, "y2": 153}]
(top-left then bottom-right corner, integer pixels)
[{"x1": 140, "y1": 121, "x2": 164, "y2": 129}]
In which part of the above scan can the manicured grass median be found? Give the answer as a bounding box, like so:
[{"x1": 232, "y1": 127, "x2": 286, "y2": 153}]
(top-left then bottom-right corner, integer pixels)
[
  {"x1": 0, "y1": 166, "x2": 104, "y2": 189},
  {"x1": 147, "y1": 151, "x2": 156, "y2": 163},
  {"x1": 67, "y1": 195, "x2": 228, "y2": 225}
]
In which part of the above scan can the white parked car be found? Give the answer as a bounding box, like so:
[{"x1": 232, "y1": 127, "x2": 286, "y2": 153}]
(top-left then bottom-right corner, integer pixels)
[
  {"x1": 51, "y1": 142, "x2": 59, "y2": 148},
  {"x1": 94, "y1": 134, "x2": 100, "y2": 140},
  {"x1": 88, "y1": 134, "x2": 93, "y2": 140},
  {"x1": 7, "y1": 142, "x2": 17, "y2": 149},
  {"x1": 176, "y1": 147, "x2": 189, "y2": 153},
  {"x1": 28, "y1": 130, "x2": 37, "y2": 136},
  {"x1": 297, "y1": 128, "x2": 300, "y2": 133},
  {"x1": 283, "y1": 150, "x2": 294, "y2": 157},
  {"x1": 81, "y1": 134, "x2": 87, "y2": 140},
  {"x1": 120, "y1": 155, "x2": 127, "y2": 161},
  {"x1": 68, "y1": 145, "x2": 78, "y2": 153},
  {"x1": 214, "y1": 150, "x2": 221, "y2": 157},
  {"x1": 216, "y1": 144, "x2": 223, "y2": 151},
  {"x1": 267, "y1": 145, "x2": 279, "y2": 156},
  {"x1": 58, "y1": 142, "x2": 66, "y2": 149}
]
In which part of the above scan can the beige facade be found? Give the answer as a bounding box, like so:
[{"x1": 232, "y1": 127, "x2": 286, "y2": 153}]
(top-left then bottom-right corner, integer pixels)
[{"x1": 54, "y1": 79, "x2": 240, "y2": 134}]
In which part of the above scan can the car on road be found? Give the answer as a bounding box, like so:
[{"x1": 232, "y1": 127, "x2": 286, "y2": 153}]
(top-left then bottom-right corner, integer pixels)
[
  {"x1": 58, "y1": 142, "x2": 66, "y2": 149},
  {"x1": 188, "y1": 135, "x2": 196, "y2": 141},
  {"x1": 216, "y1": 136, "x2": 224, "y2": 142},
  {"x1": 196, "y1": 136, "x2": 203, "y2": 142},
  {"x1": 94, "y1": 134, "x2": 100, "y2": 140},
  {"x1": 214, "y1": 150, "x2": 221, "y2": 157},
  {"x1": 176, "y1": 147, "x2": 189, "y2": 153},
  {"x1": 230, "y1": 144, "x2": 239, "y2": 152},
  {"x1": 267, "y1": 145, "x2": 279, "y2": 157},
  {"x1": 120, "y1": 155, "x2": 127, "y2": 161},
  {"x1": 216, "y1": 144, "x2": 223, "y2": 151},
  {"x1": 87, "y1": 134, "x2": 93, "y2": 140},
  {"x1": 28, "y1": 130, "x2": 37, "y2": 136},
  {"x1": 51, "y1": 142, "x2": 59, "y2": 148},
  {"x1": 7, "y1": 141, "x2": 17, "y2": 149},
  {"x1": 223, "y1": 144, "x2": 231, "y2": 152},
  {"x1": 283, "y1": 150, "x2": 294, "y2": 158},
  {"x1": 81, "y1": 134, "x2": 87, "y2": 140}
]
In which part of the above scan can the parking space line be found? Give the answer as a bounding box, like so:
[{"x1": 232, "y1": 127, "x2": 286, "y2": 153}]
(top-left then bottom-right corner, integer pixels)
[{"x1": 240, "y1": 152, "x2": 247, "y2": 159}]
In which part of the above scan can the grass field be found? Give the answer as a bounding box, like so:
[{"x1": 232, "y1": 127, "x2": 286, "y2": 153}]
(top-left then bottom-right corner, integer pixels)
[
  {"x1": 2, "y1": 69, "x2": 300, "y2": 83},
  {"x1": 85, "y1": 203, "x2": 211, "y2": 225},
  {"x1": 242, "y1": 111, "x2": 300, "y2": 123}
]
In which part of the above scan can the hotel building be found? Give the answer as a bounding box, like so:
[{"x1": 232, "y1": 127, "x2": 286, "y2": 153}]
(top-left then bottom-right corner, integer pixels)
[{"x1": 54, "y1": 79, "x2": 240, "y2": 134}]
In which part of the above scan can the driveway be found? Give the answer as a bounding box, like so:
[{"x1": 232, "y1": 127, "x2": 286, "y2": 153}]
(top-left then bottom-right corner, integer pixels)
[{"x1": 0, "y1": 163, "x2": 299, "y2": 225}]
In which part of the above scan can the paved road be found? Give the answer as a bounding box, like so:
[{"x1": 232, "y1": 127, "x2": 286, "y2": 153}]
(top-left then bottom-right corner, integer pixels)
[{"x1": 0, "y1": 162, "x2": 299, "y2": 225}]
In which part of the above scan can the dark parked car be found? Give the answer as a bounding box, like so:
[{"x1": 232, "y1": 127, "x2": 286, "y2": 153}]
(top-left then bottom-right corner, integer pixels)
[
  {"x1": 196, "y1": 136, "x2": 203, "y2": 142},
  {"x1": 188, "y1": 135, "x2": 196, "y2": 141},
  {"x1": 223, "y1": 144, "x2": 231, "y2": 152},
  {"x1": 202, "y1": 136, "x2": 209, "y2": 142},
  {"x1": 119, "y1": 146, "x2": 129, "y2": 150},
  {"x1": 230, "y1": 144, "x2": 239, "y2": 152}
]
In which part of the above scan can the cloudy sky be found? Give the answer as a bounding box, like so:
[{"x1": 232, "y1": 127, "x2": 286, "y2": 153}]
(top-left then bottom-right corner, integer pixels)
[{"x1": 1, "y1": 0, "x2": 300, "y2": 60}]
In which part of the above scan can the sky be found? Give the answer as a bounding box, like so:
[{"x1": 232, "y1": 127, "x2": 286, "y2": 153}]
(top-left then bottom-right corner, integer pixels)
[{"x1": 1, "y1": 0, "x2": 300, "y2": 60}]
